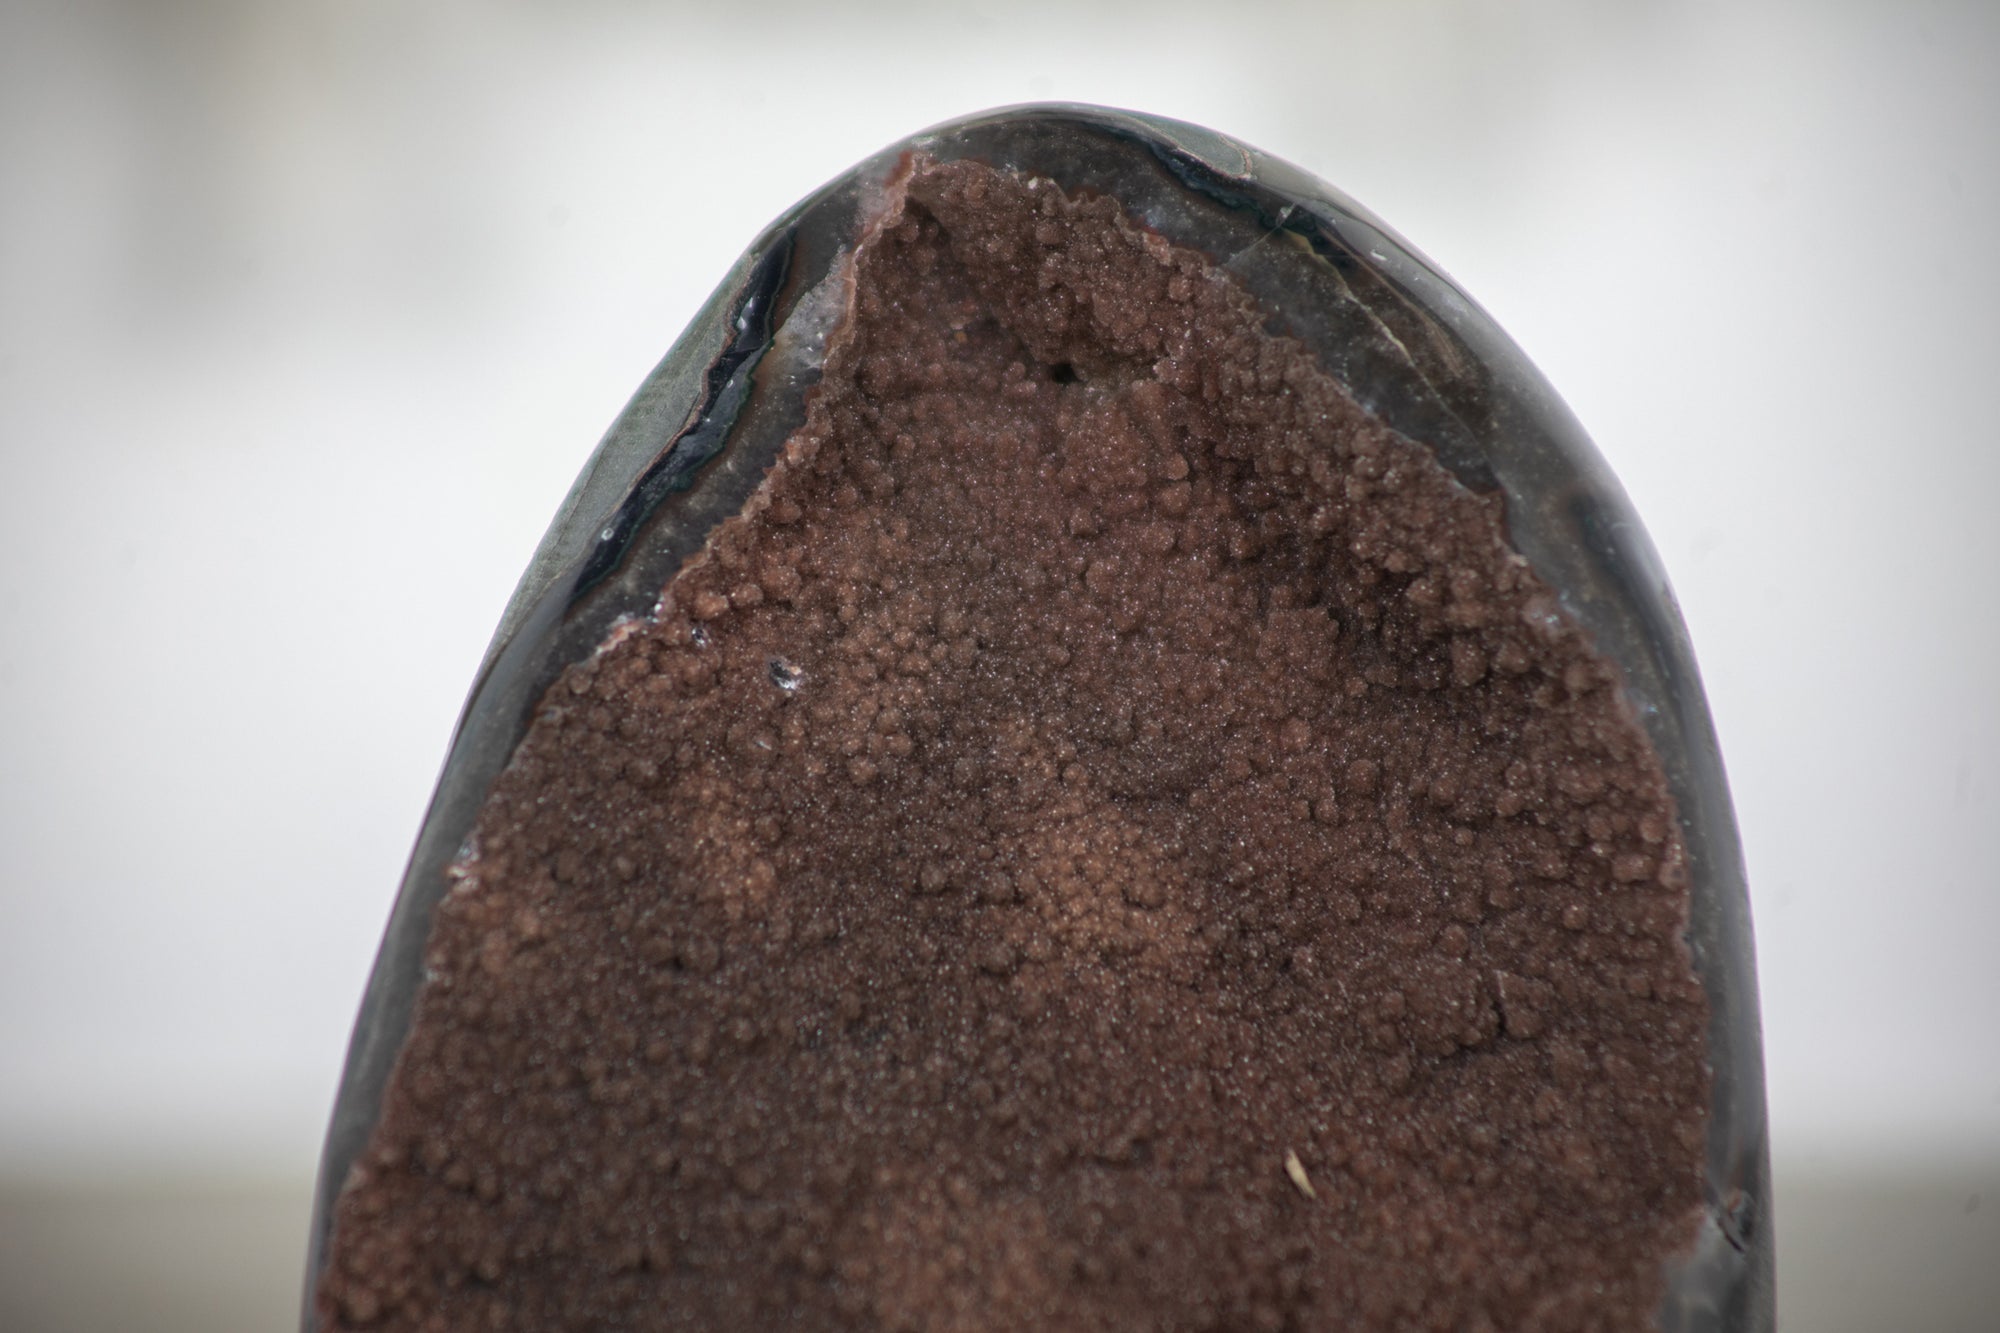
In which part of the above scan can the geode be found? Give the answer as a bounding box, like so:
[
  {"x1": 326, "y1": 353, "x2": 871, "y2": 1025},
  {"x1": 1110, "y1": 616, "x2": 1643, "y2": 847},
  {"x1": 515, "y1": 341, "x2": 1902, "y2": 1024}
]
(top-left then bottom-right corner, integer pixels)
[{"x1": 304, "y1": 105, "x2": 1770, "y2": 1332}]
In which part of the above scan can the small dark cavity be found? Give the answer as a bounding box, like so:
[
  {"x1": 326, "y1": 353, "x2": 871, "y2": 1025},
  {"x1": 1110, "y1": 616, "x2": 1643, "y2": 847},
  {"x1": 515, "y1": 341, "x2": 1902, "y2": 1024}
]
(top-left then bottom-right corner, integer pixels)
[
  {"x1": 769, "y1": 657, "x2": 803, "y2": 691},
  {"x1": 1048, "y1": 361, "x2": 1079, "y2": 385}
]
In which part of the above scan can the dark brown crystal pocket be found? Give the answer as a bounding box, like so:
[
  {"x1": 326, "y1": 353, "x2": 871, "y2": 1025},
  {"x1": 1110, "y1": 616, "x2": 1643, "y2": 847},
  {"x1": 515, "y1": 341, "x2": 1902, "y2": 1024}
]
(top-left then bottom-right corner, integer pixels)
[{"x1": 305, "y1": 105, "x2": 1769, "y2": 1333}]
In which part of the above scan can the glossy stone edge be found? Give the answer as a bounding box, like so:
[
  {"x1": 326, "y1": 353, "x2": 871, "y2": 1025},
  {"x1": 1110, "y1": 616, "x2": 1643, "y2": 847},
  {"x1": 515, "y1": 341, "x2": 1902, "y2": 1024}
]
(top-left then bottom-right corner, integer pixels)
[{"x1": 302, "y1": 103, "x2": 1771, "y2": 1332}]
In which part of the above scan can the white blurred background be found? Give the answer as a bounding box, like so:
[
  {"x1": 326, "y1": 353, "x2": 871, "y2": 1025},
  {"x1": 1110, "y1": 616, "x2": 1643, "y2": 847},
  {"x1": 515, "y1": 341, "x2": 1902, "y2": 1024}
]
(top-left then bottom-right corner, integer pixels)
[{"x1": 1, "y1": 1, "x2": 1994, "y2": 1328}]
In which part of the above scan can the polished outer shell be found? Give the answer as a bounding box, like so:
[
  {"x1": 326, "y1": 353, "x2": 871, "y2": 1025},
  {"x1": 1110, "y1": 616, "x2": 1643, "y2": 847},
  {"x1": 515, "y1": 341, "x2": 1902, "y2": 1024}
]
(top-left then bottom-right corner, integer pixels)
[{"x1": 304, "y1": 105, "x2": 1772, "y2": 1332}]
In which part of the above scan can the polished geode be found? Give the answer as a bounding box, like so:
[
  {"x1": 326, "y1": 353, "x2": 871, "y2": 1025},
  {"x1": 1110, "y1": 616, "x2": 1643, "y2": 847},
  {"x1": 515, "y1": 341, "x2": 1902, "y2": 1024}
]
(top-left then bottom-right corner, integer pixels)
[{"x1": 304, "y1": 105, "x2": 1770, "y2": 1331}]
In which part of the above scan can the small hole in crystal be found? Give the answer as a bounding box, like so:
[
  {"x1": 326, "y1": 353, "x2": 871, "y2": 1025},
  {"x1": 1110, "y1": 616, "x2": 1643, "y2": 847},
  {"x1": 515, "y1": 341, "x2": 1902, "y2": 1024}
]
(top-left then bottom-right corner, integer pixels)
[
  {"x1": 769, "y1": 658, "x2": 803, "y2": 691},
  {"x1": 1049, "y1": 362, "x2": 1079, "y2": 385}
]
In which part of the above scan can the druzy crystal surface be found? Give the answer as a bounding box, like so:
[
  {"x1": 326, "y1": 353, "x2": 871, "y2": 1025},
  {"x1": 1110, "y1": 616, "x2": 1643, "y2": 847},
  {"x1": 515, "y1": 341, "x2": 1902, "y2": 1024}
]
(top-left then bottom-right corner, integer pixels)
[{"x1": 306, "y1": 107, "x2": 1769, "y2": 1332}]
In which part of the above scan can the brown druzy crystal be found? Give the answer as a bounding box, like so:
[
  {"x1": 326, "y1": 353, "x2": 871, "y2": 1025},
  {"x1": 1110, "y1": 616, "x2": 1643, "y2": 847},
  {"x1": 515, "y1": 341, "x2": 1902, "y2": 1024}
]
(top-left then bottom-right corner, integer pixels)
[{"x1": 317, "y1": 156, "x2": 1708, "y2": 1332}]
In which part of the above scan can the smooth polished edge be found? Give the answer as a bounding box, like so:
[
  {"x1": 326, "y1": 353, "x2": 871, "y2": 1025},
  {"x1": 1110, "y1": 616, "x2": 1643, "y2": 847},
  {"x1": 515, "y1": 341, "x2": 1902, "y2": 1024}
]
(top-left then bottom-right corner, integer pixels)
[{"x1": 304, "y1": 103, "x2": 1769, "y2": 1331}]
